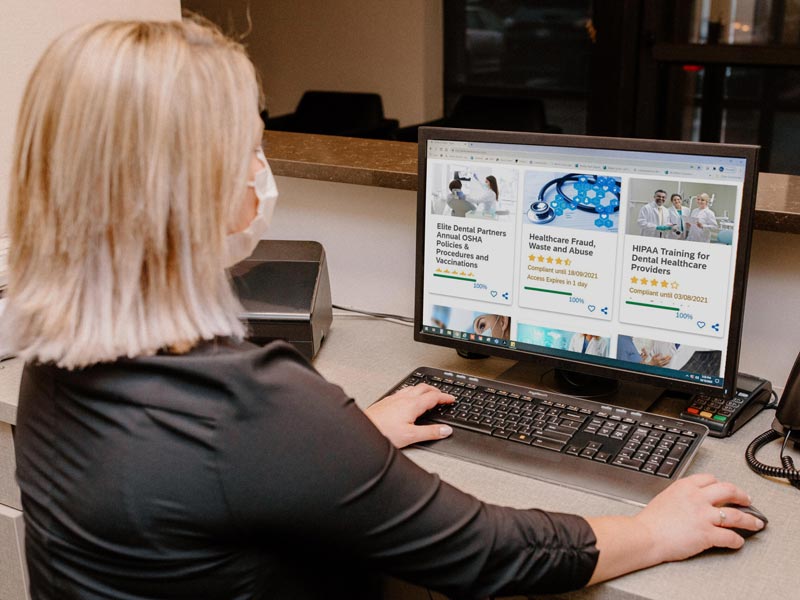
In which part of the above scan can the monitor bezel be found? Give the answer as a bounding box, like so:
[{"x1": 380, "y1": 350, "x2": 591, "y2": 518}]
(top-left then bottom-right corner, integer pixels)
[{"x1": 414, "y1": 127, "x2": 759, "y2": 399}]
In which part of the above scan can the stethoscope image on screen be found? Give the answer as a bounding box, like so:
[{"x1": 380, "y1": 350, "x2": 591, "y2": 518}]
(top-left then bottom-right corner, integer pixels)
[{"x1": 527, "y1": 174, "x2": 621, "y2": 229}]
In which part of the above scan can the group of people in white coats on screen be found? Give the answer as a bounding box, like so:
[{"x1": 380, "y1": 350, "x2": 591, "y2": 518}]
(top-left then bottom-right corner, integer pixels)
[{"x1": 638, "y1": 189, "x2": 718, "y2": 242}]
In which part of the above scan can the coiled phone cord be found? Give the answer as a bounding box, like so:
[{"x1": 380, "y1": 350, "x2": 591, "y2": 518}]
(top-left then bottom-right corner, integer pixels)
[{"x1": 745, "y1": 428, "x2": 800, "y2": 490}]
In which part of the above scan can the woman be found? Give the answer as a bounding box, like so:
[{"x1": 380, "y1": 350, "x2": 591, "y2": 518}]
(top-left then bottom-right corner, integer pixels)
[
  {"x1": 668, "y1": 193, "x2": 688, "y2": 240},
  {"x1": 5, "y1": 18, "x2": 762, "y2": 600},
  {"x1": 471, "y1": 173, "x2": 499, "y2": 216},
  {"x1": 687, "y1": 193, "x2": 719, "y2": 243},
  {"x1": 472, "y1": 313, "x2": 511, "y2": 340}
]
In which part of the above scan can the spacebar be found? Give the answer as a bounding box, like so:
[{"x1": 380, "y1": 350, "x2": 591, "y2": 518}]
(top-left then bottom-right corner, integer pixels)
[{"x1": 426, "y1": 415, "x2": 495, "y2": 435}]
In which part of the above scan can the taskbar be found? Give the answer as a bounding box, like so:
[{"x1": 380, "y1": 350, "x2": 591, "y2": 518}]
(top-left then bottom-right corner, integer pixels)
[{"x1": 421, "y1": 325, "x2": 723, "y2": 388}]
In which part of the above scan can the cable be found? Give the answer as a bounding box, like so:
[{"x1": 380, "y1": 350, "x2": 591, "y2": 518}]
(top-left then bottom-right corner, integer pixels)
[
  {"x1": 764, "y1": 389, "x2": 780, "y2": 410},
  {"x1": 745, "y1": 427, "x2": 800, "y2": 490},
  {"x1": 332, "y1": 304, "x2": 413, "y2": 325}
]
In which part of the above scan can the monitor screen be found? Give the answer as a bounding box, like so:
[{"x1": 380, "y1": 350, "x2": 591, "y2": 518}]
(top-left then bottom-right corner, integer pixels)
[{"x1": 415, "y1": 128, "x2": 758, "y2": 399}]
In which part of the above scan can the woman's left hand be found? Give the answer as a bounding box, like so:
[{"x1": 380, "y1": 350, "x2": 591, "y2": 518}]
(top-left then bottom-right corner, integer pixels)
[{"x1": 364, "y1": 384, "x2": 455, "y2": 448}]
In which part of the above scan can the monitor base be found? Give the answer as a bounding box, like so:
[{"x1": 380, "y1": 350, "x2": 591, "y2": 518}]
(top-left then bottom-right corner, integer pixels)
[
  {"x1": 553, "y1": 369, "x2": 618, "y2": 397},
  {"x1": 456, "y1": 349, "x2": 490, "y2": 360},
  {"x1": 495, "y1": 361, "x2": 670, "y2": 414}
]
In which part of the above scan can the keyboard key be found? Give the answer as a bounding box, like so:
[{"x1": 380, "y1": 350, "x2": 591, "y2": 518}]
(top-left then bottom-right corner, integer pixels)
[
  {"x1": 546, "y1": 423, "x2": 576, "y2": 436},
  {"x1": 537, "y1": 429, "x2": 573, "y2": 443},
  {"x1": 491, "y1": 428, "x2": 513, "y2": 439},
  {"x1": 532, "y1": 438, "x2": 566, "y2": 452},
  {"x1": 432, "y1": 416, "x2": 493, "y2": 434},
  {"x1": 613, "y1": 457, "x2": 644, "y2": 471},
  {"x1": 656, "y1": 458, "x2": 679, "y2": 478},
  {"x1": 668, "y1": 443, "x2": 690, "y2": 461}
]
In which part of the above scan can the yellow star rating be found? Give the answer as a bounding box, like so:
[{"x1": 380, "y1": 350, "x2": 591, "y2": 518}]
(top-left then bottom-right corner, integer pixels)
[
  {"x1": 660, "y1": 280, "x2": 669, "y2": 288},
  {"x1": 671, "y1": 281, "x2": 680, "y2": 289},
  {"x1": 631, "y1": 276, "x2": 639, "y2": 284},
  {"x1": 650, "y1": 279, "x2": 659, "y2": 286},
  {"x1": 528, "y1": 255, "x2": 574, "y2": 265}
]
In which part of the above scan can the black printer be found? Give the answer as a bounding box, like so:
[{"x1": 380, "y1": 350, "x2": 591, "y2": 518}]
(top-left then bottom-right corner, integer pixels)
[{"x1": 230, "y1": 240, "x2": 332, "y2": 360}]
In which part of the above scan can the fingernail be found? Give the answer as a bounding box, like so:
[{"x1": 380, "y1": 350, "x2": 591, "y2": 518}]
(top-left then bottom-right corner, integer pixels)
[
  {"x1": 439, "y1": 425, "x2": 453, "y2": 437},
  {"x1": 755, "y1": 519, "x2": 765, "y2": 529},
  {"x1": 747, "y1": 494, "x2": 753, "y2": 504}
]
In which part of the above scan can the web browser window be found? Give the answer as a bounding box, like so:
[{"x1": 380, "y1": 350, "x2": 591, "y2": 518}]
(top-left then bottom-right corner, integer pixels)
[{"x1": 421, "y1": 138, "x2": 748, "y2": 390}]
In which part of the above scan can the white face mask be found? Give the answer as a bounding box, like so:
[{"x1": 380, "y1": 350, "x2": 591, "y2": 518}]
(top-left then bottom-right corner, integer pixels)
[
  {"x1": 225, "y1": 148, "x2": 278, "y2": 267},
  {"x1": 475, "y1": 315, "x2": 501, "y2": 338}
]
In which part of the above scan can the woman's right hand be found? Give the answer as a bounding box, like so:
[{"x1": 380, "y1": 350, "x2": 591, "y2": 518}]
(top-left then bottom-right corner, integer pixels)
[
  {"x1": 586, "y1": 474, "x2": 764, "y2": 584},
  {"x1": 634, "y1": 474, "x2": 764, "y2": 563}
]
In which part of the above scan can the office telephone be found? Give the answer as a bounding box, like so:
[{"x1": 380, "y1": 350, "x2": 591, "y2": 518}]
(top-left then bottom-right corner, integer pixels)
[{"x1": 745, "y1": 351, "x2": 800, "y2": 489}]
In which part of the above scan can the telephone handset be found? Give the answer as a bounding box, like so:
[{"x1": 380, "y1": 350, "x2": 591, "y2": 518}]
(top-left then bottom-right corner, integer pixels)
[
  {"x1": 775, "y1": 351, "x2": 800, "y2": 433},
  {"x1": 746, "y1": 351, "x2": 800, "y2": 489}
]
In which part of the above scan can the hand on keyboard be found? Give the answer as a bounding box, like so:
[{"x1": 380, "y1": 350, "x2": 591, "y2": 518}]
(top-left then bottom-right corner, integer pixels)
[
  {"x1": 386, "y1": 367, "x2": 709, "y2": 504},
  {"x1": 365, "y1": 384, "x2": 456, "y2": 448}
]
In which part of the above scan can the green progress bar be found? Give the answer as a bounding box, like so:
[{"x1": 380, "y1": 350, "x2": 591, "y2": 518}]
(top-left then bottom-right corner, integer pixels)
[
  {"x1": 524, "y1": 287, "x2": 572, "y2": 296},
  {"x1": 626, "y1": 300, "x2": 679, "y2": 311},
  {"x1": 434, "y1": 273, "x2": 476, "y2": 282}
]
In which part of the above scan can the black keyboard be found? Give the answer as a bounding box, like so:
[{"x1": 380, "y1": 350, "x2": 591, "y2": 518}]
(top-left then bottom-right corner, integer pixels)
[{"x1": 388, "y1": 367, "x2": 708, "y2": 506}]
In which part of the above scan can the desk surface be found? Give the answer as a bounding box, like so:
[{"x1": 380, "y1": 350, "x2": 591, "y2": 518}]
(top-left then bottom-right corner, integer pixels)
[{"x1": 0, "y1": 318, "x2": 797, "y2": 600}]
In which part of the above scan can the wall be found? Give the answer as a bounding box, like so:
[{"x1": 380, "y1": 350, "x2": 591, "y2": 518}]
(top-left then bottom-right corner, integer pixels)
[
  {"x1": 269, "y1": 175, "x2": 800, "y2": 392},
  {"x1": 181, "y1": 0, "x2": 443, "y2": 126},
  {"x1": 0, "y1": 0, "x2": 182, "y2": 236}
]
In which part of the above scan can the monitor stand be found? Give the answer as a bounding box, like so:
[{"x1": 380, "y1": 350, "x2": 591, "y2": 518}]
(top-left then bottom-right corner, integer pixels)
[{"x1": 495, "y1": 361, "x2": 677, "y2": 415}]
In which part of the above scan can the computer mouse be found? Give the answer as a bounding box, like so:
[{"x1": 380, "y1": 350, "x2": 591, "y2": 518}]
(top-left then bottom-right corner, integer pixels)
[{"x1": 723, "y1": 503, "x2": 768, "y2": 538}]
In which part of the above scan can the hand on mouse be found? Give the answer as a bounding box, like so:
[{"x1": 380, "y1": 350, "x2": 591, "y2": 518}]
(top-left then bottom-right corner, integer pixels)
[
  {"x1": 586, "y1": 473, "x2": 765, "y2": 584},
  {"x1": 634, "y1": 473, "x2": 765, "y2": 562},
  {"x1": 365, "y1": 384, "x2": 455, "y2": 448}
]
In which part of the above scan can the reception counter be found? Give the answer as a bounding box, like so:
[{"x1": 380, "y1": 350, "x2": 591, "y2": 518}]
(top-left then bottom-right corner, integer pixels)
[
  {"x1": 262, "y1": 130, "x2": 800, "y2": 234},
  {"x1": 2, "y1": 318, "x2": 798, "y2": 600}
]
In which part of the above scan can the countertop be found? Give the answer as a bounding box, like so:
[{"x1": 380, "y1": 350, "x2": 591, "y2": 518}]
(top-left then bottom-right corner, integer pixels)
[
  {"x1": 263, "y1": 130, "x2": 800, "y2": 234},
  {"x1": 2, "y1": 316, "x2": 798, "y2": 600}
]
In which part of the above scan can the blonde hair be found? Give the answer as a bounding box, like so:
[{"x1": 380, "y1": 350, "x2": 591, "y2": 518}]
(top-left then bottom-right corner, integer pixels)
[{"x1": 3, "y1": 18, "x2": 263, "y2": 368}]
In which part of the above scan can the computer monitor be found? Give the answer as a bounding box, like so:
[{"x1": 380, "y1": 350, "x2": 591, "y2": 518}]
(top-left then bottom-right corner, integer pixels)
[{"x1": 415, "y1": 127, "x2": 758, "y2": 401}]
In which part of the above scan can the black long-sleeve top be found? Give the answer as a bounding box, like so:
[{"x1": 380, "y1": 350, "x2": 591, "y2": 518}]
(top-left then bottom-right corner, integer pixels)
[{"x1": 15, "y1": 339, "x2": 599, "y2": 599}]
